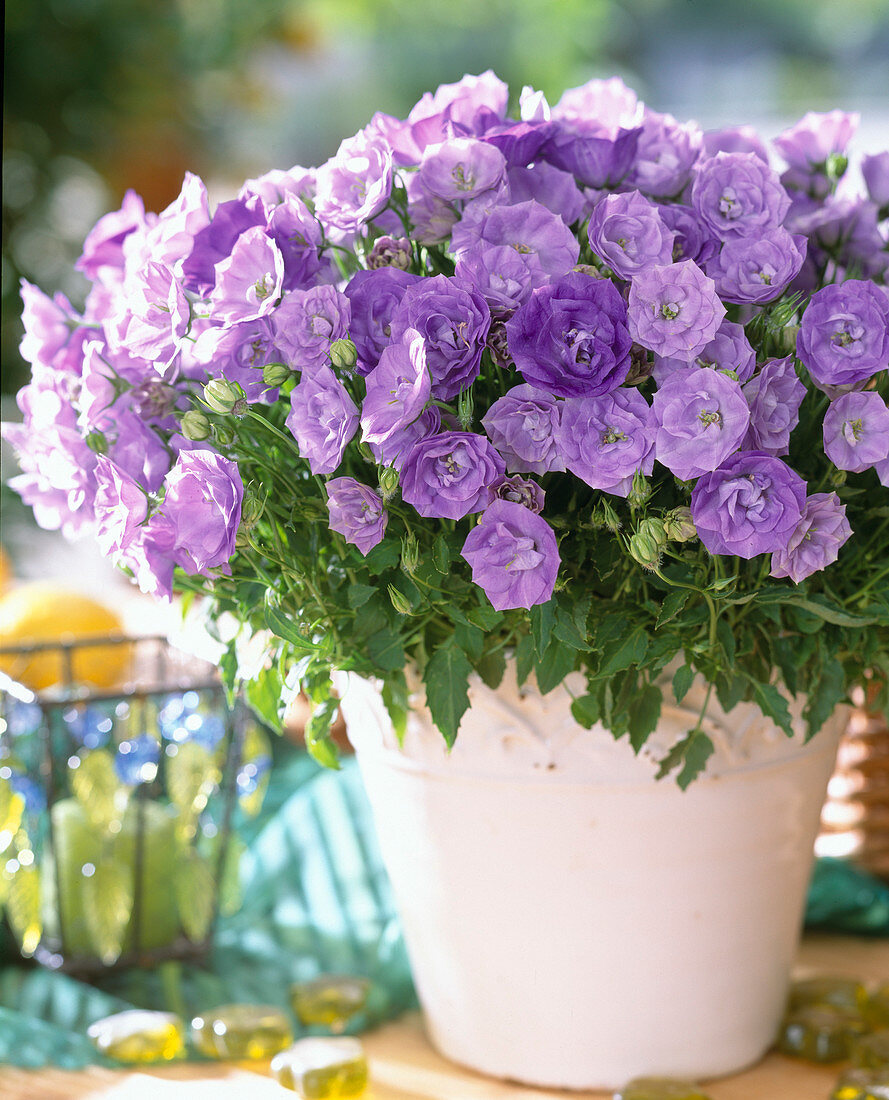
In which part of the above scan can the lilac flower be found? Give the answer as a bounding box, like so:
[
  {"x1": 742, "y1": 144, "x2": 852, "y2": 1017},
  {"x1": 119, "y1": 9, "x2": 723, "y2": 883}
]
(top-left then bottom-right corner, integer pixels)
[
  {"x1": 325, "y1": 477, "x2": 388, "y2": 555},
  {"x1": 773, "y1": 110, "x2": 859, "y2": 170},
  {"x1": 389, "y1": 275, "x2": 490, "y2": 400},
  {"x1": 210, "y1": 227, "x2": 284, "y2": 326},
  {"x1": 690, "y1": 451, "x2": 806, "y2": 558},
  {"x1": 405, "y1": 174, "x2": 461, "y2": 245},
  {"x1": 117, "y1": 261, "x2": 190, "y2": 365},
  {"x1": 366, "y1": 236, "x2": 413, "y2": 270},
  {"x1": 559, "y1": 387, "x2": 657, "y2": 496},
  {"x1": 314, "y1": 125, "x2": 393, "y2": 233},
  {"x1": 400, "y1": 431, "x2": 505, "y2": 519},
  {"x1": 273, "y1": 285, "x2": 351, "y2": 373},
  {"x1": 702, "y1": 126, "x2": 770, "y2": 162},
  {"x1": 189, "y1": 319, "x2": 281, "y2": 403},
  {"x1": 156, "y1": 449, "x2": 244, "y2": 574},
  {"x1": 708, "y1": 229, "x2": 807, "y2": 304},
  {"x1": 627, "y1": 260, "x2": 726, "y2": 361},
  {"x1": 77, "y1": 190, "x2": 146, "y2": 280},
  {"x1": 587, "y1": 190, "x2": 675, "y2": 280},
  {"x1": 823, "y1": 391, "x2": 889, "y2": 473},
  {"x1": 19, "y1": 282, "x2": 81, "y2": 369},
  {"x1": 770, "y1": 492, "x2": 852, "y2": 584},
  {"x1": 862, "y1": 152, "x2": 889, "y2": 208},
  {"x1": 482, "y1": 384, "x2": 565, "y2": 475},
  {"x1": 265, "y1": 194, "x2": 323, "y2": 291},
  {"x1": 239, "y1": 165, "x2": 316, "y2": 206},
  {"x1": 654, "y1": 320, "x2": 756, "y2": 383},
  {"x1": 552, "y1": 76, "x2": 640, "y2": 132},
  {"x1": 93, "y1": 456, "x2": 149, "y2": 560},
  {"x1": 126, "y1": 172, "x2": 211, "y2": 276},
  {"x1": 345, "y1": 267, "x2": 421, "y2": 375},
  {"x1": 653, "y1": 367, "x2": 750, "y2": 480},
  {"x1": 461, "y1": 499, "x2": 559, "y2": 610},
  {"x1": 368, "y1": 406, "x2": 441, "y2": 471},
  {"x1": 479, "y1": 118, "x2": 552, "y2": 169},
  {"x1": 656, "y1": 204, "x2": 719, "y2": 267},
  {"x1": 361, "y1": 330, "x2": 429, "y2": 446},
  {"x1": 106, "y1": 408, "x2": 171, "y2": 491},
  {"x1": 408, "y1": 71, "x2": 509, "y2": 138},
  {"x1": 742, "y1": 357, "x2": 807, "y2": 456},
  {"x1": 691, "y1": 153, "x2": 790, "y2": 240},
  {"x1": 417, "y1": 138, "x2": 507, "y2": 202},
  {"x1": 543, "y1": 124, "x2": 641, "y2": 189},
  {"x1": 507, "y1": 272, "x2": 632, "y2": 398},
  {"x1": 506, "y1": 162, "x2": 586, "y2": 225},
  {"x1": 450, "y1": 199, "x2": 579, "y2": 288},
  {"x1": 454, "y1": 244, "x2": 535, "y2": 314},
  {"x1": 797, "y1": 280, "x2": 889, "y2": 390},
  {"x1": 794, "y1": 198, "x2": 888, "y2": 282},
  {"x1": 491, "y1": 474, "x2": 545, "y2": 514},
  {"x1": 181, "y1": 194, "x2": 267, "y2": 294},
  {"x1": 286, "y1": 364, "x2": 358, "y2": 474},
  {"x1": 627, "y1": 110, "x2": 702, "y2": 199}
]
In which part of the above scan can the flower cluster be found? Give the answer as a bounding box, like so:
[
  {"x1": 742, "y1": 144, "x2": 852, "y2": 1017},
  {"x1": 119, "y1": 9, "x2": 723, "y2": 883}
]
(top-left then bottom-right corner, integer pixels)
[{"x1": 6, "y1": 72, "x2": 888, "y2": 777}]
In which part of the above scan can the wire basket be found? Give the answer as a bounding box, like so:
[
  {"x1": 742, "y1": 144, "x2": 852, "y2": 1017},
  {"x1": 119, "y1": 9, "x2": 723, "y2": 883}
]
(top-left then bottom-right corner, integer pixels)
[{"x1": 0, "y1": 634, "x2": 266, "y2": 975}]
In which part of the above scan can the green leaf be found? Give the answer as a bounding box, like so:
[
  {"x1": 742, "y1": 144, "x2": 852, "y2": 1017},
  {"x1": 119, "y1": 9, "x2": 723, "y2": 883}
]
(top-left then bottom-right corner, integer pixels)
[
  {"x1": 366, "y1": 628, "x2": 406, "y2": 672},
  {"x1": 656, "y1": 730, "x2": 715, "y2": 789},
  {"x1": 167, "y1": 742, "x2": 221, "y2": 819},
  {"x1": 553, "y1": 596, "x2": 589, "y2": 651},
  {"x1": 453, "y1": 620, "x2": 484, "y2": 660},
  {"x1": 363, "y1": 540, "x2": 400, "y2": 575},
  {"x1": 571, "y1": 694, "x2": 600, "y2": 729},
  {"x1": 803, "y1": 657, "x2": 846, "y2": 742},
  {"x1": 476, "y1": 648, "x2": 506, "y2": 690},
  {"x1": 716, "y1": 617, "x2": 736, "y2": 666},
  {"x1": 771, "y1": 636, "x2": 800, "y2": 697},
  {"x1": 467, "y1": 604, "x2": 503, "y2": 632},
  {"x1": 598, "y1": 626, "x2": 648, "y2": 677},
  {"x1": 748, "y1": 679, "x2": 794, "y2": 738},
  {"x1": 174, "y1": 849, "x2": 216, "y2": 942},
  {"x1": 535, "y1": 638, "x2": 577, "y2": 695},
  {"x1": 217, "y1": 834, "x2": 246, "y2": 918},
  {"x1": 424, "y1": 641, "x2": 473, "y2": 747},
  {"x1": 304, "y1": 698, "x2": 342, "y2": 769},
  {"x1": 264, "y1": 602, "x2": 314, "y2": 650},
  {"x1": 656, "y1": 589, "x2": 688, "y2": 628},
  {"x1": 6, "y1": 863, "x2": 41, "y2": 956},
  {"x1": 672, "y1": 664, "x2": 695, "y2": 705},
  {"x1": 715, "y1": 672, "x2": 746, "y2": 713},
  {"x1": 83, "y1": 859, "x2": 134, "y2": 965},
  {"x1": 70, "y1": 749, "x2": 128, "y2": 829},
  {"x1": 245, "y1": 666, "x2": 283, "y2": 731},
  {"x1": 530, "y1": 598, "x2": 557, "y2": 658},
  {"x1": 0, "y1": 779, "x2": 24, "y2": 854},
  {"x1": 382, "y1": 672, "x2": 409, "y2": 746},
  {"x1": 628, "y1": 685, "x2": 662, "y2": 752},
  {"x1": 347, "y1": 584, "x2": 377, "y2": 610},
  {"x1": 788, "y1": 595, "x2": 879, "y2": 628},
  {"x1": 514, "y1": 633, "x2": 535, "y2": 687},
  {"x1": 432, "y1": 535, "x2": 450, "y2": 574}
]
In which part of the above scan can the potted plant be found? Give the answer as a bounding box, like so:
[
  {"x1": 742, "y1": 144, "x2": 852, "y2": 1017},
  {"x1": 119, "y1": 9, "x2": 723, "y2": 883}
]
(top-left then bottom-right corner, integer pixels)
[{"x1": 4, "y1": 70, "x2": 888, "y2": 1089}]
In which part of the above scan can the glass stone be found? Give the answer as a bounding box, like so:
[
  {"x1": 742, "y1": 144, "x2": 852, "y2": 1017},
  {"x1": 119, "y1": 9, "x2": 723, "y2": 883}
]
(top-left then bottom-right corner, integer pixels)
[
  {"x1": 86, "y1": 1010, "x2": 184, "y2": 1063},
  {"x1": 788, "y1": 977, "x2": 868, "y2": 1013},
  {"x1": 852, "y1": 1031, "x2": 889, "y2": 1070},
  {"x1": 867, "y1": 986, "x2": 889, "y2": 1029},
  {"x1": 190, "y1": 1003, "x2": 293, "y2": 1060},
  {"x1": 778, "y1": 1004, "x2": 869, "y2": 1062},
  {"x1": 831, "y1": 1067, "x2": 889, "y2": 1100},
  {"x1": 613, "y1": 1078, "x2": 713, "y2": 1100},
  {"x1": 291, "y1": 975, "x2": 371, "y2": 1032},
  {"x1": 270, "y1": 1036, "x2": 368, "y2": 1098}
]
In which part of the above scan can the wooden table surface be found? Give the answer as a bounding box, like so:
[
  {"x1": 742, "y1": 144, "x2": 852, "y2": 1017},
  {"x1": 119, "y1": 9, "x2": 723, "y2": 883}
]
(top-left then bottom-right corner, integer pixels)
[{"x1": 2, "y1": 934, "x2": 887, "y2": 1100}]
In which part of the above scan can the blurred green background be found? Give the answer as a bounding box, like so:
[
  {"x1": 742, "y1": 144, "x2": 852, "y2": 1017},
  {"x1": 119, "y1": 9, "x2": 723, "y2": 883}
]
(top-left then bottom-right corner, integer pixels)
[{"x1": 4, "y1": 0, "x2": 889, "y2": 396}]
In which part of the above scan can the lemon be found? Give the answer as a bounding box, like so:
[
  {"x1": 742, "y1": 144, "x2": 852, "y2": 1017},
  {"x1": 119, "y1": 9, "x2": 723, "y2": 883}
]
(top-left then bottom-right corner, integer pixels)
[{"x1": 0, "y1": 583, "x2": 130, "y2": 692}]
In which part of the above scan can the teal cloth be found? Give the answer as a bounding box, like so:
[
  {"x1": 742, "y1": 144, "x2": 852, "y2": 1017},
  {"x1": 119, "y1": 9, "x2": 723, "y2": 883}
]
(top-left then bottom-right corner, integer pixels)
[{"x1": 1, "y1": 749, "x2": 887, "y2": 1068}]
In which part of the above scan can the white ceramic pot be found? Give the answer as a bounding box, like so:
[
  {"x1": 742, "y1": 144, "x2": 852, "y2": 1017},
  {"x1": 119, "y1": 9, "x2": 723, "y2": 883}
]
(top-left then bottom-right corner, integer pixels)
[{"x1": 339, "y1": 664, "x2": 845, "y2": 1090}]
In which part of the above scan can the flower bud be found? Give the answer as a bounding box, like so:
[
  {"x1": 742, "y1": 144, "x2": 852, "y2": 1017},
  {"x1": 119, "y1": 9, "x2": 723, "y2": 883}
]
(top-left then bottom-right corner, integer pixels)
[
  {"x1": 400, "y1": 534, "x2": 419, "y2": 576},
  {"x1": 778, "y1": 323, "x2": 800, "y2": 355},
  {"x1": 357, "y1": 442, "x2": 376, "y2": 464},
  {"x1": 241, "y1": 486, "x2": 267, "y2": 529},
  {"x1": 628, "y1": 518, "x2": 666, "y2": 570},
  {"x1": 329, "y1": 338, "x2": 358, "y2": 372},
  {"x1": 388, "y1": 584, "x2": 414, "y2": 616},
  {"x1": 598, "y1": 498, "x2": 622, "y2": 533},
  {"x1": 214, "y1": 423, "x2": 236, "y2": 446},
  {"x1": 457, "y1": 386, "x2": 475, "y2": 431},
  {"x1": 627, "y1": 470, "x2": 652, "y2": 509},
  {"x1": 262, "y1": 362, "x2": 293, "y2": 388},
  {"x1": 85, "y1": 430, "x2": 108, "y2": 455},
  {"x1": 366, "y1": 235, "x2": 412, "y2": 270},
  {"x1": 378, "y1": 466, "x2": 399, "y2": 501},
  {"x1": 625, "y1": 344, "x2": 653, "y2": 386},
  {"x1": 486, "y1": 320, "x2": 512, "y2": 370},
  {"x1": 181, "y1": 410, "x2": 212, "y2": 441},
  {"x1": 203, "y1": 378, "x2": 246, "y2": 416},
  {"x1": 826, "y1": 152, "x2": 848, "y2": 182},
  {"x1": 663, "y1": 506, "x2": 697, "y2": 543}
]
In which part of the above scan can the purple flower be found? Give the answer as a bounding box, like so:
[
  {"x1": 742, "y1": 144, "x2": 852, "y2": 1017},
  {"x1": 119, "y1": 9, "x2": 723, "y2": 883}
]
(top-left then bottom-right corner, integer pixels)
[
  {"x1": 793, "y1": 198, "x2": 887, "y2": 282},
  {"x1": 314, "y1": 125, "x2": 393, "y2": 233},
  {"x1": 239, "y1": 165, "x2": 315, "y2": 206},
  {"x1": 461, "y1": 499, "x2": 559, "y2": 610},
  {"x1": 708, "y1": 229, "x2": 807, "y2": 304},
  {"x1": 345, "y1": 267, "x2": 421, "y2": 375},
  {"x1": 454, "y1": 244, "x2": 535, "y2": 314},
  {"x1": 93, "y1": 455, "x2": 149, "y2": 560},
  {"x1": 482, "y1": 384, "x2": 565, "y2": 475},
  {"x1": 126, "y1": 172, "x2": 210, "y2": 275},
  {"x1": 401, "y1": 431, "x2": 505, "y2": 519},
  {"x1": 285, "y1": 364, "x2": 358, "y2": 475},
  {"x1": 742, "y1": 357, "x2": 806, "y2": 456},
  {"x1": 552, "y1": 76, "x2": 640, "y2": 132},
  {"x1": 389, "y1": 275, "x2": 490, "y2": 400},
  {"x1": 862, "y1": 152, "x2": 889, "y2": 208},
  {"x1": 417, "y1": 138, "x2": 507, "y2": 201},
  {"x1": 325, "y1": 477, "x2": 388, "y2": 555},
  {"x1": 507, "y1": 272, "x2": 632, "y2": 398},
  {"x1": 506, "y1": 163, "x2": 586, "y2": 225},
  {"x1": 77, "y1": 190, "x2": 146, "y2": 280},
  {"x1": 627, "y1": 260, "x2": 726, "y2": 361},
  {"x1": 181, "y1": 193, "x2": 264, "y2": 295},
  {"x1": 368, "y1": 406, "x2": 441, "y2": 471},
  {"x1": 491, "y1": 474, "x2": 545, "y2": 514},
  {"x1": 627, "y1": 110, "x2": 702, "y2": 199},
  {"x1": 265, "y1": 195, "x2": 323, "y2": 291},
  {"x1": 654, "y1": 320, "x2": 756, "y2": 383},
  {"x1": 691, "y1": 153, "x2": 790, "y2": 240},
  {"x1": 543, "y1": 124, "x2": 641, "y2": 189},
  {"x1": 361, "y1": 329, "x2": 429, "y2": 446},
  {"x1": 770, "y1": 492, "x2": 852, "y2": 584},
  {"x1": 587, "y1": 191, "x2": 675, "y2": 280},
  {"x1": 210, "y1": 227, "x2": 284, "y2": 326},
  {"x1": 189, "y1": 319, "x2": 281, "y2": 403},
  {"x1": 273, "y1": 285, "x2": 351, "y2": 373},
  {"x1": 702, "y1": 126, "x2": 770, "y2": 162},
  {"x1": 773, "y1": 110, "x2": 859, "y2": 170},
  {"x1": 656, "y1": 204, "x2": 719, "y2": 267},
  {"x1": 19, "y1": 282, "x2": 81, "y2": 369},
  {"x1": 690, "y1": 451, "x2": 806, "y2": 558},
  {"x1": 823, "y1": 391, "x2": 889, "y2": 473},
  {"x1": 653, "y1": 367, "x2": 750, "y2": 481},
  {"x1": 156, "y1": 449, "x2": 244, "y2": 574},
  {"x1": 797, "y1": 280, "x2": 889, "y2": 390},
  {"x1": 450, "y1": 199, "x2": 579, "y2": 288},
  {"x1": 106, "y1": 408, "x2": 172, "y2": 492},
  {"x1": 559, "y1": 387, "x2": 656, "y2": 495},
  {"x1": 117, "y1": 261, "x2": 190, "y2": 365}
]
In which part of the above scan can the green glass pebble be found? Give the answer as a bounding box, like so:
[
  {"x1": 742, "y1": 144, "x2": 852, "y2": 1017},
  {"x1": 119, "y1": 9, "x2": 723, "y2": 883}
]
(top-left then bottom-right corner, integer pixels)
[
  {"x1": 788, "y1": 976, "x2": 868, "y2": 1013},
  {"x1": 291, "y1": 975, "x2": 371, "y2": 1032},
  {"x1": 852, "y1": 1031, "x2": 889, "y2": 1070},
  {"x1": 867, "y1": 985, "x2": 889, "y2": 1029},
  {"x1": 189, "y1": 1003, "x2": 293, "y2": 1060},
  {"x1": 831, "y1": 1067, "x2": 889, "y2": 1100},
  {"x1": 87, "y1": 1010, "x2": 184, "y2": 1063},
  {"x1": 778, "y1": 1004, "x2": 869, "y2": 1063},
  {"x1": 612, "y1": 1077, "x2": 713, "y2": 1100},
  {"x1": 271, "y1": 1036, "x2": 368, "y2": 1098}
]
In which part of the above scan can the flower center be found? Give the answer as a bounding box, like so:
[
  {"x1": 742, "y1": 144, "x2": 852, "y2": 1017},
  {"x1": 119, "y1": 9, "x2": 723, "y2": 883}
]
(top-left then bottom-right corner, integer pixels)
[
  {"x1": 719, "y1": 190, "x2": 740, "y2": 217},
  {"x1": 253, "y1": 273, "x2": 275, "y2": 301},
  {"x1": 602, "y1": 426, "x2": 628, "y2": 445},
  {"x1": 843, "y1": 416, "x2": 864, "y2": 444},
  {"x1": 660, "y1": 301, "x2": 680, "y2": 321},
  {"x1": 698, "y1": 408, "x2": 722, "y2": 428}
]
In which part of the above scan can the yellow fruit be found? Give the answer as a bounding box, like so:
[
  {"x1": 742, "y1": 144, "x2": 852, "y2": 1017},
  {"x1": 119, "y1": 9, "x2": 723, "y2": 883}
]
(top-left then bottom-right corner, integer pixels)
[
  {"x1": 0, "y1": 548, "x2": 12, "y2": 594},
  {"x1": 0, "y1": 583, "x2": 130, "y2": 692}
]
